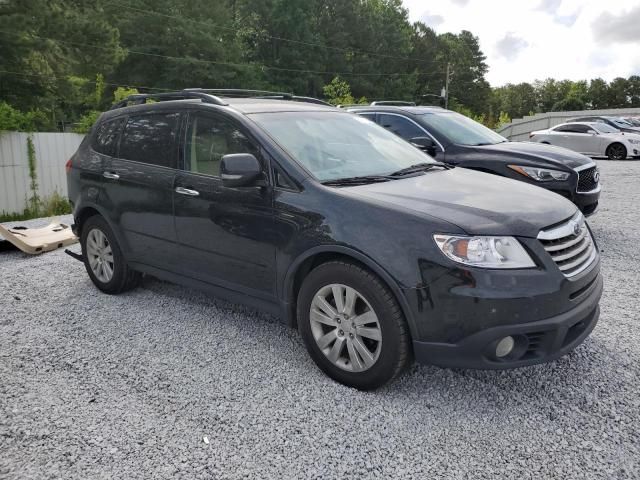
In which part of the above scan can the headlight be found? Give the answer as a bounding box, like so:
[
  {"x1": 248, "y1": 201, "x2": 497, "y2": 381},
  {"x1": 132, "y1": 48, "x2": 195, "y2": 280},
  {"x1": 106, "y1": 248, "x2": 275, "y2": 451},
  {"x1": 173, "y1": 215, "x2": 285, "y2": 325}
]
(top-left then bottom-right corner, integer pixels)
[
  {"x1": 433, "y1": 235, "x2": 536, "y2": 269},
  {"x1": 508, "y1": 165, "x2": 570, "y2": 181},
  {"x1": 628, "y1": 139, "x2": 640, "y2": 145}
]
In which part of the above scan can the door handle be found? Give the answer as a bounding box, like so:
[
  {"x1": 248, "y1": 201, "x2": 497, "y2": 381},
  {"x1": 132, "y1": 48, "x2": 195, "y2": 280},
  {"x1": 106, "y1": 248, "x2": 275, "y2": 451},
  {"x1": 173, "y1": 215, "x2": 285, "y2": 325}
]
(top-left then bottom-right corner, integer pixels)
[
  {"x1": 103, "y1": 171, "x2": 119, "y2": 180},
  {"x1": 175, "y1": 187, "x2": 200, "y2": 196}
]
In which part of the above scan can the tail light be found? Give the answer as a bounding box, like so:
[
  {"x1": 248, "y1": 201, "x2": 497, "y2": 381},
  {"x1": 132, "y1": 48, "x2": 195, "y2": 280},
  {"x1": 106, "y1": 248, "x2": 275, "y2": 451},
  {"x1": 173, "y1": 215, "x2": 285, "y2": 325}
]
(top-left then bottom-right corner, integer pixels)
[
  {"x1": 65, "y1": 158, "x2": 72, "y2": 173},
  {"x1": 529, "y1": 133, "x2": 534, "y2": 139}
]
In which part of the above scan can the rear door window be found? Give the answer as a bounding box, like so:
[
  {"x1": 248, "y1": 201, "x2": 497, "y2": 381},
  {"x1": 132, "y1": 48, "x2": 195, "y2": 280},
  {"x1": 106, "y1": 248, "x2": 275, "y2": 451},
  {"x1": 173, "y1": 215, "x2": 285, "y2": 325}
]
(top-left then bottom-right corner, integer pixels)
[
  {"x1": 378, "y1": 114, "x2": 425, "y2": 140},
  {"x1": 119, "y1": 112, "x2": 181, "y2": 168},
  {"x1": 92, "y1": 118, "x2": 124, "y2": 157}
]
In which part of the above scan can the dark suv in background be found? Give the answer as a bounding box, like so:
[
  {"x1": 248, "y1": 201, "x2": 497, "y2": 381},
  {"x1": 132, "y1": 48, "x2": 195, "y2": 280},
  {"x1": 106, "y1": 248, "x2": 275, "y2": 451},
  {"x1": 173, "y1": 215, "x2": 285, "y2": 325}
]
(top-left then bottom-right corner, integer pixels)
[
  {"x1": 67, "y1": 90, "x2": 602, "y2": 390},
  {"x1": 569, "y1": 115, "x2": 640, "y2": 134},
  {"x1": 345, "y1": 105, "x2": 600, "y2": 216}
]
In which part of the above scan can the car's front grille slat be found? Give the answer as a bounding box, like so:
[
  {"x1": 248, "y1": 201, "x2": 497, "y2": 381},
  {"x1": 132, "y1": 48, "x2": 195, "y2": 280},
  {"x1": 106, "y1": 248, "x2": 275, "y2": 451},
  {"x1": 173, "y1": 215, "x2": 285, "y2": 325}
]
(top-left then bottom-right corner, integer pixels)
[
  {"x1": 543, "y1": 228, "x2": 587, "y2": 252},
  {"x1": 549, "y1": 236, "x2": 591, "y2": 262},
  {"x1": 538, "y1": 213, "x2": 597, "y2": 277}
]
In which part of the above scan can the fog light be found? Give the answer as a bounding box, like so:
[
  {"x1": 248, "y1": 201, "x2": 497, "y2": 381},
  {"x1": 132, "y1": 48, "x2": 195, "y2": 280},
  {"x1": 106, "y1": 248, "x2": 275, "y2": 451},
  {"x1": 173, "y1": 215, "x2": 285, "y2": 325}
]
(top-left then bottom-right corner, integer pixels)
[{"x1": 495, "y1": 336, "x2": 515, "y2": 358}]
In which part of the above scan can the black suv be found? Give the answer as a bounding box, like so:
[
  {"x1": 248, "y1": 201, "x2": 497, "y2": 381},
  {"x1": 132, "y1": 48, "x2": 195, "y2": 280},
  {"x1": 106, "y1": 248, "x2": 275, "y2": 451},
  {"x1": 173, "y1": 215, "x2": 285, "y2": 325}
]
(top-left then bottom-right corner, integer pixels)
[
  {"x1": 67, "y1": 90, "x2": 602, "y2": 390},
  {"x1": 346, "y1": 105, "x2": 601, "y2": 216}
]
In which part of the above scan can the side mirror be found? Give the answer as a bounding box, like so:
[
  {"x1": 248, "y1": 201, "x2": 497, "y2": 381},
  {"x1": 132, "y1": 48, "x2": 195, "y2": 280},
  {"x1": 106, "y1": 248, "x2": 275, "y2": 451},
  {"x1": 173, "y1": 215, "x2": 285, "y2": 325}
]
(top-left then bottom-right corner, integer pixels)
[
  {"x1": 220, "y1": 153, "x2": 263, "y2": 188},
  {"x1": 588, "y1": 130, "x2": 598, "y2": 135},
  {"x1": 409, "y1": 136, "x2": 437, "y2": 156}
]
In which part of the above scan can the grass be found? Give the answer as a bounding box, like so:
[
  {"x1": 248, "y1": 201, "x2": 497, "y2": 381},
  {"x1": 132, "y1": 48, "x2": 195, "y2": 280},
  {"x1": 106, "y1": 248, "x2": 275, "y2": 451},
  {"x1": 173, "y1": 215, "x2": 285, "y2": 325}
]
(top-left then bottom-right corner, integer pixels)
[{"x1": 0, "y1": 191, "x2": 72, "y2": 223}]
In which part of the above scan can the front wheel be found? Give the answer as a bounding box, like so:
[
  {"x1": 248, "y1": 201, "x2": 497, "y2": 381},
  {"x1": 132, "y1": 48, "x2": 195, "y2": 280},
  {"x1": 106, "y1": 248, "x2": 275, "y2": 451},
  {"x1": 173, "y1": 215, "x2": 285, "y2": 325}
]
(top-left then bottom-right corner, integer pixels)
[
  {"x1": 297, "y1": 261, "x2": 411, "y2": 390},
  {"x1": 606, "y1": 143, "x2": 627, "y2": 160}
]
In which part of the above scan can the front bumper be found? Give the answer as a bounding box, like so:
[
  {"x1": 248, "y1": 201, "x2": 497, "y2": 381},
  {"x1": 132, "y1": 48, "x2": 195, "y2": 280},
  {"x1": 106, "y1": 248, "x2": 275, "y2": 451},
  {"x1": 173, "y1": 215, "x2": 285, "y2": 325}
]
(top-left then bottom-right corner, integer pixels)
[
  {"x1": 412, "y1": 273, "x2": 602, "y2": 369},
  {"x1": 572, "y1": 187, "x2": 600, "y2": 217}
]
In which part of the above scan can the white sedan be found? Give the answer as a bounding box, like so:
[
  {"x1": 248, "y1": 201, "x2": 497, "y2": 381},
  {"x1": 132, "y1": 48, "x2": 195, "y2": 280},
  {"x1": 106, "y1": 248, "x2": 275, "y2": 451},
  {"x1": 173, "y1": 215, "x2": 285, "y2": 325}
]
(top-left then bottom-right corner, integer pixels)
[{"x1": 530, "y1": 122, "x2": 640, "y2": 160}]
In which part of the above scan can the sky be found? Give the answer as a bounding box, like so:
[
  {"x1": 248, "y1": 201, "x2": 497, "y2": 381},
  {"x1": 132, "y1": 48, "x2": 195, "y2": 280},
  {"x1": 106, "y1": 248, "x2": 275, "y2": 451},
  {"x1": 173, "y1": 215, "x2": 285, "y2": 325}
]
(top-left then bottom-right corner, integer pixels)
[{"x1": 402, "y1": 0, "x2": 640, "y2": 86}]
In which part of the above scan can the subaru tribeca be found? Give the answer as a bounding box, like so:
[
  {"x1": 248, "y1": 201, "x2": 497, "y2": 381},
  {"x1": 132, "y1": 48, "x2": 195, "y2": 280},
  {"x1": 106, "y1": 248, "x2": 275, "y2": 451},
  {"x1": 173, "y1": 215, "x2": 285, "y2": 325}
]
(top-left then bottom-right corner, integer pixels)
[{"x1": 66, "y1": 90, "x2": 603, "y2": 390}]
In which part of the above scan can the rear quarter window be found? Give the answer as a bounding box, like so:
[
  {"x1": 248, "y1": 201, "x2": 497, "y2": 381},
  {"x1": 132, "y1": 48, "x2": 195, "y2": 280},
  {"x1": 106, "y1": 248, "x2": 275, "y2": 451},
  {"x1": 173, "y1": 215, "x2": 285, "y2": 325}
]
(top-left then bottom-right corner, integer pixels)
[
  {"x1": 119, "y1": 112, "x2": 181, "y2": 168},
  {"x1": 92, "y1": 118, "x2": 124, "y2": 157}
]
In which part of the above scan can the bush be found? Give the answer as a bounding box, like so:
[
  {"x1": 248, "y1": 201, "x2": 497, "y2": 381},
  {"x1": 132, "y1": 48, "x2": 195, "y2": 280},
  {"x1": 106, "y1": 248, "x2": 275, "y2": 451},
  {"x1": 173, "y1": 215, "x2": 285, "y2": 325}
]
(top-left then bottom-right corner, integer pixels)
[
  {"x1": 73, "y1": 110, "x2": 101, "y2": 134},
  {"x1": 0, "y1": 191, "x2": 71, "y2": 223},
  {"x1": 0, "y1": 102, "x2": 49, "y2": 132}
]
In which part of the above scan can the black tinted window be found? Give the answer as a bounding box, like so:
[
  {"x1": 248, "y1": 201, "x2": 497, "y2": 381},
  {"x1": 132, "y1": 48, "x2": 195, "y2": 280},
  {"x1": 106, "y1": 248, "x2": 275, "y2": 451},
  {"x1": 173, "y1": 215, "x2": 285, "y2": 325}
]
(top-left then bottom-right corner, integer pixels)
[
  {"x1": 378, "y1": 114, "x2": 425, "y2": 140},
  {"x1": 357, "y1": 113, "x2": 376, "y2": 122},
  {"x1": 92, "y1": 118, "x2": 124, "y2": 156},
  {"x1": 185, "y1": 115, "x2": 258, "y2": 177},
  {"x1": 119, "y1": 113, "x2": 180, "y2": 168},
  {"x1": 571, "y1": 125, "x2": 590, "y2": 133}
]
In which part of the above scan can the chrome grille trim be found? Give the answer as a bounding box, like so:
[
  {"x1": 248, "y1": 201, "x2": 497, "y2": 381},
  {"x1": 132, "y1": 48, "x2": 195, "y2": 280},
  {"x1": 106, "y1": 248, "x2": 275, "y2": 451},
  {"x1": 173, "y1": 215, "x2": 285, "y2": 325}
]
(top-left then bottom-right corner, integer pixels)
[{"x1": 538, "y1": 212, "x2": 597, "y2": 277}]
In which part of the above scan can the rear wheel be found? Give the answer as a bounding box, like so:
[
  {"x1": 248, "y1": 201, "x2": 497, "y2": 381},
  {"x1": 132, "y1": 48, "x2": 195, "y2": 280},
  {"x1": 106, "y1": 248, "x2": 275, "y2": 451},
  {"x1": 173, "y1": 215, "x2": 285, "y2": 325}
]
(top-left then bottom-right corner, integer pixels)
[
  {"x1": 606, "y1": 143, "x2": 627, "y2": 160},
  {"x1": 297, "y1": 261, "x2": 411, "y2": 390},
  {"x1": 80, "y1": 215, "x2": 140, "y2": 294}
]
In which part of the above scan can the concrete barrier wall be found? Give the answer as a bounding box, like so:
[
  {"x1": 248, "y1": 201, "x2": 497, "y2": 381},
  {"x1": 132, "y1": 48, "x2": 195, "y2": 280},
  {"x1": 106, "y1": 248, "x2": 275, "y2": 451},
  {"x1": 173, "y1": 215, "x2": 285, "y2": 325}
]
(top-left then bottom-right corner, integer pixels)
[{"x1": 498, "y1": 108, "x2": 640, "y2": 141}]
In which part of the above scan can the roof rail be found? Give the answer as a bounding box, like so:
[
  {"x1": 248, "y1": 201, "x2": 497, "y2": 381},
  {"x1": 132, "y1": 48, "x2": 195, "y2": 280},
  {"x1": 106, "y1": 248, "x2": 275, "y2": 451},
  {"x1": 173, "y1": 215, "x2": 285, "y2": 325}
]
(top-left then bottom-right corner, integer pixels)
[
  {"x1": 370, "y1": 101, "x2": 416, "y2": 106},
  {"x1": 109, "y1": 90, "x2": 227, "y2": 110},
  {"x1": 184, "y1": 89, "x2": 333, "y2": 106}
]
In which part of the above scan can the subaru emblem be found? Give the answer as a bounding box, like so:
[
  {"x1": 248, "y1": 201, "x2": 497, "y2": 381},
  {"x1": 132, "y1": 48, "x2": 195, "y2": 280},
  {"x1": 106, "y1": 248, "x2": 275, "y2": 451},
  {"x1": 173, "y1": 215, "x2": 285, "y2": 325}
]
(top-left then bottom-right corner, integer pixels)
[{"x1": 573, "y1": 223, "x2": 581, "y2": 236}]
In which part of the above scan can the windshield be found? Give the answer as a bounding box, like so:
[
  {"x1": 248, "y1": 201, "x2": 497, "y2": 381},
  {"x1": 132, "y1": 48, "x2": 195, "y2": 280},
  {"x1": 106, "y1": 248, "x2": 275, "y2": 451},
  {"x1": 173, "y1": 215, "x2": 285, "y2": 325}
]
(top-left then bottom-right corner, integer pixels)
[
  {"x1": 250, "y1": 112, "x2": 434, "y2": 181},
  {"x1": 416, "y1": 111, "x2": 507, "y2": 146},
  {"x1": 594, "y1": 123, "x2": 620, "y2": 134}
]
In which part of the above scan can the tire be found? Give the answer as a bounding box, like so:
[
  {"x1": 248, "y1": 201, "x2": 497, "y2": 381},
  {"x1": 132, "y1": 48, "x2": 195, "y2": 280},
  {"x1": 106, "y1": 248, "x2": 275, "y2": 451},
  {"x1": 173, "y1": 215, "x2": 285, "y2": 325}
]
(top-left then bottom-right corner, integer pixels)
[
  {"x1": 80, "y1": 215, "x2": 141, "y2": 294},
  {"x1": 297, "y1": 261, "x2": 411, "y2": 390},
  {"x1": 606, "y1": 143, "x2": 627, "y2": 160}
]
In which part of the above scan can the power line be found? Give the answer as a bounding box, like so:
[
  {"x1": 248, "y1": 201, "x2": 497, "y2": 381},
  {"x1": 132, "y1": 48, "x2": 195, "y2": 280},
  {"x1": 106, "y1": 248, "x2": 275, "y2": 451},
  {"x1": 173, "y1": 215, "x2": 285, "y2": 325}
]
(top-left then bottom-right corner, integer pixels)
[
  {"x1": 0, "y1": 69, "x2": 172, "y2": 92},
  {"x1": 106, "y1": 1, "x2": 437, "y2": 65},
  {"x1": 0, "y1": 29, "x2": 446, "y2": 78}
]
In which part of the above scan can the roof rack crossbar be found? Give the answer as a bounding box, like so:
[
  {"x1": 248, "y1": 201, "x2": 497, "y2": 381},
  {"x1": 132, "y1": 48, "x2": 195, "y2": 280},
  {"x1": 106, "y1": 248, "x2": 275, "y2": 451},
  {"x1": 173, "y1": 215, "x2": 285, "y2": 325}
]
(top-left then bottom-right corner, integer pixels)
[
  {"x1": 109, "y1": 90, "x2": 227, "y2": 110},
  {"x1": 370, "y1": 101, "x2": 416, "y2": 106},
  {"x1": 184, "y1": 88, "x2": 332, "y2": 106}
]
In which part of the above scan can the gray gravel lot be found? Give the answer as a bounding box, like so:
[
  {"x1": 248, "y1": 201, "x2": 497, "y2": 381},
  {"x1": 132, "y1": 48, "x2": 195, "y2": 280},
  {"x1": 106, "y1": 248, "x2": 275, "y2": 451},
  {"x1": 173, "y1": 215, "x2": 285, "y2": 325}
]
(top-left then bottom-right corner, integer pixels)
[{"x1": 1, "y1": 160, "x2": 639, "y2": 479}]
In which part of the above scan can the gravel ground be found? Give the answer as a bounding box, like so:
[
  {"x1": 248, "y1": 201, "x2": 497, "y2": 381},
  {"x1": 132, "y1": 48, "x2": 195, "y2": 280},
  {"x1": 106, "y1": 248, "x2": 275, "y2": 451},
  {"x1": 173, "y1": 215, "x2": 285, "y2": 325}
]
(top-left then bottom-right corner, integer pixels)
[{"x1": 1, "y1": 160, "x2": 639, "y2": 479}]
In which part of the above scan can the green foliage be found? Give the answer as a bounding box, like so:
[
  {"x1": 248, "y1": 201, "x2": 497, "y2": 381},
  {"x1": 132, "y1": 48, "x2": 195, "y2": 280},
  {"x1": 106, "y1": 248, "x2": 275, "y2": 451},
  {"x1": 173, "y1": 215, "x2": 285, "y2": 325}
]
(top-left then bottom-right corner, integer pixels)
[
  {"x1": 2, "y1": 1, "x2": 638, "y2": 130},
  {"x1": 26, "y1": 135, "x2": 40, "y2": 216},
  {"x1": 73, "y1": 110, "x2": 101, "y2": 133},
  {"x1": 113, "y1": 86, "x2": 139, "y2": 103},
  {"x1": 0, "y1": 191, "x2": 72, "y2": 222},
  {"x1": 0, "y1": 102, "x2": 49, "y2": 131},
  {"x1": 322, "y1": 77, "x2": 367, "y2": 106},
  {"x1": 496, "y1": 111, "x2": 511, "y2": 130},
  {"x1": 551, "y1": 96, "x2": 585, "y2": 112}
]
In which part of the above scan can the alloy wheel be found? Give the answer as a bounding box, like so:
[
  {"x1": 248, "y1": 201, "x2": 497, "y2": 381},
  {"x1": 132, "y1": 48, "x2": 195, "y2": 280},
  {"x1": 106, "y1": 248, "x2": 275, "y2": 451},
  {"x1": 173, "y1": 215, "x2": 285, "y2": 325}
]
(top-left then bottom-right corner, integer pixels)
[
  {"x1": 309, "y1": 284, "x2": 382, "y2": 372},
  {"x1": 86, "y1": 228, "x2": 114, "y2": 283},
  {"x1": 609, "y1": 144, "x2": 626, "y2": 160}
]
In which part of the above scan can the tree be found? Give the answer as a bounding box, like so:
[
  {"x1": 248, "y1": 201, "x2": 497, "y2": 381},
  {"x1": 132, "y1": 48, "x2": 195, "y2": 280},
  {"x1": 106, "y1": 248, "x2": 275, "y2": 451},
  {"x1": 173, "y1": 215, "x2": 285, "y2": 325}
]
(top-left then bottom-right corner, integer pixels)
[
  {"x1": 587, "y1": 78, "x2": 609, "y2": 109},
  {"x1": 322, "y1": 76, "x2": 366, "y2": 105}
]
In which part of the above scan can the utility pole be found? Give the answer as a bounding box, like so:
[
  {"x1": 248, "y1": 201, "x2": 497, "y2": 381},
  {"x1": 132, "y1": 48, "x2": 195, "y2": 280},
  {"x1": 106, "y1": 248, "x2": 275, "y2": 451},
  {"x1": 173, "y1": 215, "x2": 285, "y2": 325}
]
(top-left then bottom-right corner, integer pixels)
[{"x1": 444, "y1": 63, "x2": 451, "y2": 109}]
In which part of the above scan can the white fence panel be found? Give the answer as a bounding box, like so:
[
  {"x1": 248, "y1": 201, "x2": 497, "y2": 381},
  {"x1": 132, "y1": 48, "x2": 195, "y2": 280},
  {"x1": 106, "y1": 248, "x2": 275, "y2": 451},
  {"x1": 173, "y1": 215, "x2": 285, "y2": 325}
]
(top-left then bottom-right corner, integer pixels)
[{"x1": 0, "y1": 132, "x2": 84, "y2": 215}]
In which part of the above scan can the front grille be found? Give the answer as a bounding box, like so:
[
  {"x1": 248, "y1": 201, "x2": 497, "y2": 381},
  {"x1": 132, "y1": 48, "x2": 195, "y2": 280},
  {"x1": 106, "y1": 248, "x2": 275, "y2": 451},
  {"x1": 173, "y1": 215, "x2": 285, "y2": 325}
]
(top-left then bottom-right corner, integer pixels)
[
  {"x1": 538, "y1": 214, "x2": 597, "y2": 277},
  {"x1": 577, "y1": 166, "x2": 599, "y2": 192}
]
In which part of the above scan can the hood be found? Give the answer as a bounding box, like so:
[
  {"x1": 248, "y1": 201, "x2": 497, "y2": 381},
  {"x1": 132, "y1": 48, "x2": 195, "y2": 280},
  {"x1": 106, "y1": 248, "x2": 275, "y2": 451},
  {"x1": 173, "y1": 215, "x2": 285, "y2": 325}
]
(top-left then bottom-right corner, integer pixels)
[
  {"x1": 346, "y1": 168, "x2": 577, "y2": 238},
  {"x1": 460, "y1": 141, "x2": 592, "y2": 169}
]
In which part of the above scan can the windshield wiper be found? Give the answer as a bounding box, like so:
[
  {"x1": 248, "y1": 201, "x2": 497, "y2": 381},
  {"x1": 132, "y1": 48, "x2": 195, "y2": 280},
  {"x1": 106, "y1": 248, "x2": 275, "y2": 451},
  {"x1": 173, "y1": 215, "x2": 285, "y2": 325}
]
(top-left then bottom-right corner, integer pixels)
[
  {"x1": 388, "y1": 162, "x2": 452, "y2": 177},
  {"x1": 321, "y1": 175, "x2": 394, "y2": 186}
]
